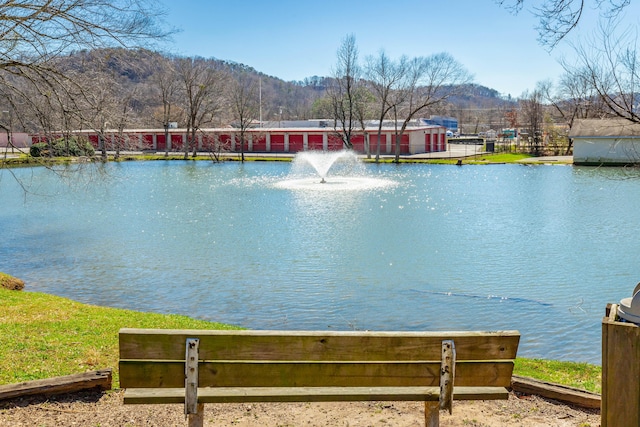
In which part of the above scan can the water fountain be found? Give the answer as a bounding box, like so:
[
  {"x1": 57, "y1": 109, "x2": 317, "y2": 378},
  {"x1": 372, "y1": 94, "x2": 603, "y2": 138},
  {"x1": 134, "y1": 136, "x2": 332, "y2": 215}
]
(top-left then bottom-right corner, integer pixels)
[
  {"x1": 296, "y1": 150, "x2": 358, "y2": 183},
  {"x1": 275, "y1": 150, "x2": 395, "y2": 191}
]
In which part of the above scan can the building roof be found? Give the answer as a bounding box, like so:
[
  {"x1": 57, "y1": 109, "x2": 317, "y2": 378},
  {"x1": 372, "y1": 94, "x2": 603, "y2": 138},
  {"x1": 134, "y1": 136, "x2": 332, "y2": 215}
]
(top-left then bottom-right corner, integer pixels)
[
  {"x1": 71, "y1": 126, "x2": 444, "y2": 134},
  {"x1": 570, "y1": 118, "x2": 640, "y2": 138}
]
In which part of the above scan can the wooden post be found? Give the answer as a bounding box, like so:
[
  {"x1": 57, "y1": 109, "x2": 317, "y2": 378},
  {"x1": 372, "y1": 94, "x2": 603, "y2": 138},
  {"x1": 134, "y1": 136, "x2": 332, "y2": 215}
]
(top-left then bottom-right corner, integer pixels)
[
  {"x1": 188, "y1": 403, "x2": 204, "y2": 427},
  {"x1": 185, "y1": 338, "x2": 200, "y2": 426},
  {"x1": 425, "y1": 339, "x2": 456, "y2": 427},
  {"x1": 425, "y1": 401, "x2": 439, "y2": 427},
  {"x1": 439, "y1": 340, "x2": 456, "y2": 414},
  {"x1": 602, "y1": 303, "x2": 640, "y2": 427}
]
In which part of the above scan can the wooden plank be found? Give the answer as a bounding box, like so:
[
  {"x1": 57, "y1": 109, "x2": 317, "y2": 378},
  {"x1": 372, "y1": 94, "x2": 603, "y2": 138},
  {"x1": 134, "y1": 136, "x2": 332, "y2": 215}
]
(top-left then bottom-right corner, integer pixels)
[
  {"x1": 123, "y1": 386, "x2": 509, "y2": 405},
  {"x1": 0, "y1": 369, "x2": 112, "y2": 401},
  {"x1": 119, "y1": 329, "x2": 520, "y2": 361},
  {"x1": 119, "y1": 360, "x2": 514, "y2": 389},
  {"x1": 511, "y1": 376, "x2": 600, "y2": 409}
]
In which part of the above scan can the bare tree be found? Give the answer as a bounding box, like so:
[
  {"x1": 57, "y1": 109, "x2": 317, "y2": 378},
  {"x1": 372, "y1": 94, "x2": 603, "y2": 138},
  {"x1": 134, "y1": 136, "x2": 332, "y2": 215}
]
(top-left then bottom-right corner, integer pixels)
[
  {"x1": 519, "y1": 83, "x2": 546, "y2": 154},
  {"x1": 556, "y1": 71, "x2": 607, "y2": 120},
  {"x1": 0, "y1": 0, "x2": 168, "y2": 73},
  {"x1": 541, "y1": 71, "x2": 607, "y2": 153},
  {"x1": 365, "y1": 51, "x2": 408, "y2": 161},
  {"x1": 390, "y1": 53, "x2": 472, "y2": 162},
  {"x1": 3, "y1": 60, "x2": 92, "y2": 158},
  {"x1": 79, "y1": 72, "x2": 119, "y2": 161},
  {"x1": 0, "y1": 0, "x2": 168, "y2": 167},
  {"x1": 112, "y1": 86, "x2": 139, "y2": 159},
  {"x1": 6, "y1": 75, "x2": 64, "y2": 156},
  {"x1": 496, "y1": 0, "x2": 630, "y2": 48},
  {"x1": 564, "y1": 19, "x2": 640, "y2": 123},
  {"x1": 150, "y1": 56, "x2": 180, "y2": 157},
  {"x1": 176, "y1": 57, "x2": 228, "y2": 159},
  {"x1": 328, "y1": 34, "x2": 361, "y2": 149},
  {"x1": 352, "y1": 86, "x2": 375, "y2": 157},
  {"x1": 229, "y1": 70, "x2": 259, "y2": 162}
]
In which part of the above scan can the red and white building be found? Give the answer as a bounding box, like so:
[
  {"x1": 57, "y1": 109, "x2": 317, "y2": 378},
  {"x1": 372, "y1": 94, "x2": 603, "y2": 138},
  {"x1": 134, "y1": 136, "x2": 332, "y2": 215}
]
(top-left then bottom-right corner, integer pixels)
[{"x1": 33, "y1": 124, "x2": 448, "y2": 155}]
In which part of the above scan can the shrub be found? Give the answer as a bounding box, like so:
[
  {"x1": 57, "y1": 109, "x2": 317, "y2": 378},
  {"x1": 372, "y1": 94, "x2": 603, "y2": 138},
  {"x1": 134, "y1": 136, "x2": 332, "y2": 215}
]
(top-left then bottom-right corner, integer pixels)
[
  {"x1": 30, "y1": 137, "x2": 95, "y2": 157},
  {"x1": 29, "y1": 142, "x2": 49, "y2": 157}
]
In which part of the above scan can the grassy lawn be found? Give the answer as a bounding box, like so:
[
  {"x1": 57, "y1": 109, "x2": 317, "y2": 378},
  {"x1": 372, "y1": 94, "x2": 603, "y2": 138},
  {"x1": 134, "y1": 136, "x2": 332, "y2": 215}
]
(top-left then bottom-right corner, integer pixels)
[
  {"x1": 515, "y1": 358, "x2": 601, "y2": 393},
  {"x1": 1, "y1": 152, "x2": 549, "y2": 166},
  {"x1": 0, "y1": 287, "x2": 601, "y2": 393},
  {"x1": 0, "y1": 287, "x2": 239, "y2": 387}
]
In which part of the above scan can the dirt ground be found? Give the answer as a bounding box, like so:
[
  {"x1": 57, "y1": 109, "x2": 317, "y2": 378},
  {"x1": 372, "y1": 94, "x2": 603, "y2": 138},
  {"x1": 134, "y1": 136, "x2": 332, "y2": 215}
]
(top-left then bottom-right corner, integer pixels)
[{"x1": 0, "y1": 389, "x2": 600, "y2": 426}]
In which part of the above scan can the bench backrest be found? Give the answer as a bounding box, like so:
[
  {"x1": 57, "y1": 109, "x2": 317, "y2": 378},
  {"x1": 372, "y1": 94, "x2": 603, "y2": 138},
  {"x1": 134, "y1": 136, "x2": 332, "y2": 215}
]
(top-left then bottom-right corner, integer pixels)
[{"x1": 119, "y1": 328, "x2": 520, "y2": 389}]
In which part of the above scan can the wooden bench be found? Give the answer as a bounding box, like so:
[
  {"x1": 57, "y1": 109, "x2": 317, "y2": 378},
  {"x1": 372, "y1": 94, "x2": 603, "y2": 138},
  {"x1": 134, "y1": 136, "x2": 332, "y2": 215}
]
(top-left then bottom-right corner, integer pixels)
[{"x1": 119, "y1": 328, "x2": 520, "y2": 427}]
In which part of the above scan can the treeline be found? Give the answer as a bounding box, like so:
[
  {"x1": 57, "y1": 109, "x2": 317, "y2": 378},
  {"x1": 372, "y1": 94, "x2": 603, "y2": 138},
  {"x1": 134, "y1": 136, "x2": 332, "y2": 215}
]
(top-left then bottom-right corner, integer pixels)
[
  {"x1": 0, "y1": 42, "x2": 526, "y2": 162},
  {"x1": 0, "y1": 47, "x2": 511, "y2": 134},
  {"x1": 1, "y1": 1, "x2": 636, "y2": 161}
]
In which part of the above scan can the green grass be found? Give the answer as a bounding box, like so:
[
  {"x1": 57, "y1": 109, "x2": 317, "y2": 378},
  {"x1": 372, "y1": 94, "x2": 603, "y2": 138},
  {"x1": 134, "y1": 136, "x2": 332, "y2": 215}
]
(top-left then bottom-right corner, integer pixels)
[
  {"x1": 360, "y1": 153, "x2": 536, "y2": 165},
  {"x1": 422, "y1": 153, "x2": 535, "y2": 164},
  {"x1": 464, "y1": 152, "x2": 535, "y2": 163},
  {"x1": 2, "y1": 152, "x2": 554, "y2": 167},
  {"x1": 0, "y1": 287, "x2": 239, "y2": 387},
  {"x1": 0, "y1": 287, "x2": 601, "y2": 393},
  {"x1": 515, "y1": 357, "x2": 601, "y2": 394}
]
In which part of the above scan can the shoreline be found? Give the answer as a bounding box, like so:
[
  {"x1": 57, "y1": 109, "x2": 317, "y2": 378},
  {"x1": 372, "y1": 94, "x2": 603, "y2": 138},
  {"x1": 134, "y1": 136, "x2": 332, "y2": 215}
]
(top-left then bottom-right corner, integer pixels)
[
  {"x1": 0, "y1": 286, "x2": 603, "y2": 426},
  {"x1": 0, "y1": 149, "x2": 573, "y2": 166},
  {"x1": 0, "y1": 286, "x2": 602, "y2": 394}
]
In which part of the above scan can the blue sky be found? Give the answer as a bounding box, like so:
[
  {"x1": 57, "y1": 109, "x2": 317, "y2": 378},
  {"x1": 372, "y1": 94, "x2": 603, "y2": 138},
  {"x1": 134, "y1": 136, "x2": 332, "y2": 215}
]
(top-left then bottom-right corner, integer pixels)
[{"x1": 155, "y1": 0, "x2": 640, "y2": 97}]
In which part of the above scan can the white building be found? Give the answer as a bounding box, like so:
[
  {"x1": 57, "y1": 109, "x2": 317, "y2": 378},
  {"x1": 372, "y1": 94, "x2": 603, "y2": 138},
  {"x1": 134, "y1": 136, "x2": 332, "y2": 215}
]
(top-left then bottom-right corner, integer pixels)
[{"x1": 571, "y1": 118, "x2": 640, "y2": 165}]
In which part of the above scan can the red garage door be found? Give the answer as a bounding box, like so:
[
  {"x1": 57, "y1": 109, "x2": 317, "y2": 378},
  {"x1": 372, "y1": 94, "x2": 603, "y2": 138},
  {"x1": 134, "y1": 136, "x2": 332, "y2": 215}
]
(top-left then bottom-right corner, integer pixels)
[
  {"x1": 308, "y1": 134, "x2": 323, "y2": 150},
  {"x1": 252, "y1": 135, "x2": 266, "y2": 152},
  {"x1": 328, "y1": 134, "x2": 343, "y2": 151},
  {"x1": 289, "y1": 134, "x2": 304, "y2": 152},
  {"x1": 141, "y1": 134, "x2": 153, "y2": 150},
  {"x1": 349, "y1": 134, "x2": 364, "y2": 152},
  {"x1": 171, "y1": 134, "x2": 183, "y2": 150},
  {"x1": 271, "y1": 134, "x2": 285, "y2": 152},
  {"x1": 370, "y1": 134, "x2": 387, "y2": 154}
]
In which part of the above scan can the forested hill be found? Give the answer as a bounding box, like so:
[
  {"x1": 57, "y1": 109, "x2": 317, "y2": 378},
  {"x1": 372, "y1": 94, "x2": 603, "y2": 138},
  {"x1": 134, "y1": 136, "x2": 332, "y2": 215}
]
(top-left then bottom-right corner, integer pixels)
[{"x1": 51, "y1": 47, "x2": 512, "y2": 128}]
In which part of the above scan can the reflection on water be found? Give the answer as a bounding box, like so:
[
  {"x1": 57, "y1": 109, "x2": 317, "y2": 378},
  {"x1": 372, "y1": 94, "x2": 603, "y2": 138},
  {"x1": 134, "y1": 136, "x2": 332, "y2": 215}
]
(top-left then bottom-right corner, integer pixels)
[{"x1": 2, "y1": 161, "x2": 640, "y2": 364}]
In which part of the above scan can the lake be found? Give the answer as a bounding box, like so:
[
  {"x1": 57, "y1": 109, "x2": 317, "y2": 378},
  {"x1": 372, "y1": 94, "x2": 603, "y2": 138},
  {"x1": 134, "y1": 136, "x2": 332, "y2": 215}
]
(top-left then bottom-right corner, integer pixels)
[{"x1": 2, "y1": 159, "x2": 640, "y2": 364}]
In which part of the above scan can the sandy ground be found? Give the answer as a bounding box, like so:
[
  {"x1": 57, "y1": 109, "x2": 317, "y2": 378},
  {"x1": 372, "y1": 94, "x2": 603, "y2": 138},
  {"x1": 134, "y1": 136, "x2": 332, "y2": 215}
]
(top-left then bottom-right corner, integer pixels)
[{"x1": 0, "y1": 389, "x2": 600, "y2": 426}]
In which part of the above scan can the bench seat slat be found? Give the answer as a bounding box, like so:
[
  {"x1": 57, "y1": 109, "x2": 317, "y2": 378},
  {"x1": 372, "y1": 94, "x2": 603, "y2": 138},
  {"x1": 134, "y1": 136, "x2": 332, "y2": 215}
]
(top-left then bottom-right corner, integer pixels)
[
  {"x1": 119, "y1": 360, "x2": 514, "y2": 389},
  {"x1": 119, "y1": 329, "x2": 520, "y2": 361},
  {"x1": 123, "y1": 386, "x2": 510, "y2": 405}
]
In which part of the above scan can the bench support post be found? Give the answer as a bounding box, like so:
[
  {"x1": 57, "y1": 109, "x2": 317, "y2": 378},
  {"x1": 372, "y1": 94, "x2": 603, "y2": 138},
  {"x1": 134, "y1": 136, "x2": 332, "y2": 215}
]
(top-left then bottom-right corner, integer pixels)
[
  {"x1": 188, "y1": 403, "x2": 204, "y2": 427},
  {"x1": 439, "y1": 339, "x2": 456, "y2": 414},
  {"x1": 425, "y1": 339, "x2": 457, "y2": 427},
  {"x1": 185, "y1": 338, "x2": 201, "y2": 426},
  {"x1": 425, "y1": 401, "x2": 439, "y2": 427}
]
